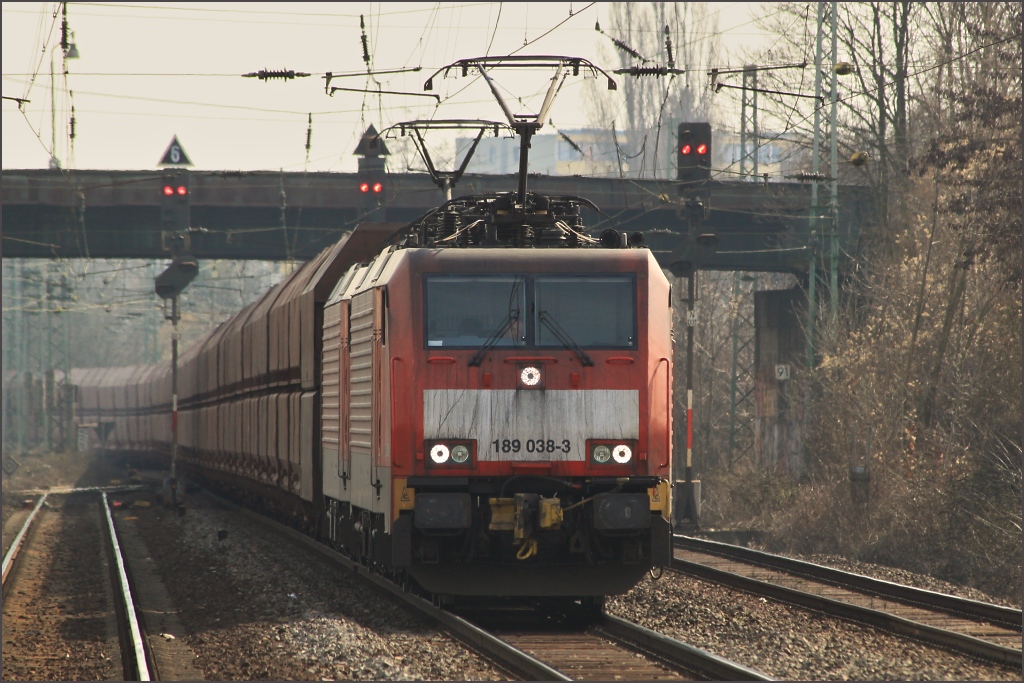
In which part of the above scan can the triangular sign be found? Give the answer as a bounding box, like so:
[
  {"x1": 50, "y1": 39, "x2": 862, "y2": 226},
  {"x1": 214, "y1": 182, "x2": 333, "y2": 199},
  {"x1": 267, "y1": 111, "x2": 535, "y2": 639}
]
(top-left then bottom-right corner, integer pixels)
[
  {"x1": 158, "y1": 136, "x2": 193, "y2": 166},
  {"x1": 353, "y1": 124, "x2": 389, "y2": 157}
]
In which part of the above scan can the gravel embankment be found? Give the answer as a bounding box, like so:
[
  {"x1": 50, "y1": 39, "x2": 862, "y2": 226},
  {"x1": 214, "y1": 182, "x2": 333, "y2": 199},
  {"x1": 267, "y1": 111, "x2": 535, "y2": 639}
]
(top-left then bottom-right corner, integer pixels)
[
  {"x1": 128, "y1": 493, "x2": 507, "y2": 681},
  {"x1": 789, "y1": 552, "x2": 1021, "y2": 608},
  {"x1": 608, "y1": 571, "x2": 1018, "y2": 681}
]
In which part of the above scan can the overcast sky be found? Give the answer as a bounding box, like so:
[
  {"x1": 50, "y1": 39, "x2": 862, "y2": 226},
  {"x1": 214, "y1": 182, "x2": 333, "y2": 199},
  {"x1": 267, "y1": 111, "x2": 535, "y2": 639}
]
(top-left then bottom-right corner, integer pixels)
[{"x1": 2, "y1": 2, "x2": 772, "y2": 173}]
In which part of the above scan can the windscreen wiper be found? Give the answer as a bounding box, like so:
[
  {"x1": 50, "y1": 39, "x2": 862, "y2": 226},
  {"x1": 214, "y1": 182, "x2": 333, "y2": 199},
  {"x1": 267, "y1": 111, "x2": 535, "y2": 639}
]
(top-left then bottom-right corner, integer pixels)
[
  {"x1": 538, "y1": 311, "x2": 594, "y2": 366},
  {"x1": 468, "y1": 309, "x2": 520, "y2": 366}
]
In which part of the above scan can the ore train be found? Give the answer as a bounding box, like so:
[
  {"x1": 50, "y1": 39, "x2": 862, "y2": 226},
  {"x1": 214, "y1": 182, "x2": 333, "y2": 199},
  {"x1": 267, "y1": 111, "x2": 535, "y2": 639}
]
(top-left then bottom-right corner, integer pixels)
[{"x1": 73, "y1": 191, "x2": 675, "y2": 604}]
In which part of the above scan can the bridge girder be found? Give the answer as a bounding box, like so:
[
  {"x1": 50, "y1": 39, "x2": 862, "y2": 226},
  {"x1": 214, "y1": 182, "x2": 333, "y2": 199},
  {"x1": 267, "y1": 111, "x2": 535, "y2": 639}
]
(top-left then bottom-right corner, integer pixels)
[{"x1": 1, "y1": 169, "x2": 873, "y2": 272}]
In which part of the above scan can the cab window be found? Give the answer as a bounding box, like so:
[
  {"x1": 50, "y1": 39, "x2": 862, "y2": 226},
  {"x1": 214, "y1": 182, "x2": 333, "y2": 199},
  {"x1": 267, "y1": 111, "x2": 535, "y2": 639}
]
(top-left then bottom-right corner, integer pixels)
[{"x1": 424, "y1": 276, "x2": 525, "y2": 347}]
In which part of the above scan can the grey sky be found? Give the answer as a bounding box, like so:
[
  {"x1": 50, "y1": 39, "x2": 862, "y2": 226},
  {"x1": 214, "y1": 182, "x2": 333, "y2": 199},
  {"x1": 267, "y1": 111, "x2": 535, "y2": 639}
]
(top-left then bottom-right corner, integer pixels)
[{"x1": 2, "y1": 2, "x2": 770, "y2": 173}]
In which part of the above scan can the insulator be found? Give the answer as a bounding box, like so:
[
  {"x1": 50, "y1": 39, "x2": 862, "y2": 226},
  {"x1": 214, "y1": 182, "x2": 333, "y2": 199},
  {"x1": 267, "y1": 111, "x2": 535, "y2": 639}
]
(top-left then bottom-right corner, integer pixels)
[
  {"x1": 442, "y1": 210, "x2": 460, "y2": 239},
  {"x1": 360, "y1": 16, "x2": 370, "y2": 65},
  {"x1": 246, "y1": 69, "x2": 304, "y2": 81},
  {"x1": 624, "y1": 65, "x2": 669, "y2": 78},
  {"x1": 518, "y1": 225, "x2": 535, "y2": 248}
]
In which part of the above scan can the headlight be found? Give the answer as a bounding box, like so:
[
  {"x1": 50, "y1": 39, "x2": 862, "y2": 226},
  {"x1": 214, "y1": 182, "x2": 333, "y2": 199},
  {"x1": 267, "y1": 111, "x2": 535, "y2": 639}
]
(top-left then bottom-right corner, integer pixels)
[
  {"x1": 593, "y1": 444, "x2": 611, "y2": 463},
  {"x1": 451, "y1": 444, "x2": 470, "y2": 464},
  {"x1": 520, "y1": 366, "x2": 541, "y2": 386},
  {"x1": 612, "y1": 444, "x2": 632, "y2": 463},
  {"x1": 430, "y1": 444, "x2": 450, "y2": 464},
  {"x1": 425, "y1": 440, "x2": 475, "y2": 467}
]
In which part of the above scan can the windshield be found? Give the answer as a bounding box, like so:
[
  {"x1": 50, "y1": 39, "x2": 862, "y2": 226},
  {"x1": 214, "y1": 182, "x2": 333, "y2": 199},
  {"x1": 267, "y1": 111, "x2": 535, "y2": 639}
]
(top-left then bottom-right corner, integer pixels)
[
  {"x1": 424, "y1": 274, "x2": 636, "y2": 349},
  {"x1": 535, "y1": 276, "x2": 635, "y2": 348},
  {"x1": 425, "y1": 276, "x2": 525, "y2": 348}
]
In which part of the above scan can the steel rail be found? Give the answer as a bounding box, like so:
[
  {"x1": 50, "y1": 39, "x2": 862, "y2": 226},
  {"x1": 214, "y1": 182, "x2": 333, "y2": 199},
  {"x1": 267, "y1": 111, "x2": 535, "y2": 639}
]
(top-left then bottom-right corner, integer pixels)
[
  {"x1": 678, "y1": 535, "x2": 1022, "y2": 629},
  {"x1": 210, "y1": 493, "x2": 569, "y2": 681},
  {"x1": 102, "y1": 492, "x2": 152, "y2": 681},
  {"x1": 597, "y1": 613, "x2": 773, "y2": 681},
  {"x1": 672, "y1": 535, "x2": 1021, "y2": 668},
  {"x1": 213, "y1": 491, "x2": 772, "y2": 680},
  {"x1": 2, "y1": 493, "x2": 48, "y2": 587}
]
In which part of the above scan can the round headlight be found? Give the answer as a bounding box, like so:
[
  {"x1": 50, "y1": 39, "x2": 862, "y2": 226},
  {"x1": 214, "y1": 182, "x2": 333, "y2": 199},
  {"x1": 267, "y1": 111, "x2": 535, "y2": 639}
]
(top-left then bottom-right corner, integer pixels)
[
  {"x1": 430, "y1": 444, "x2": 450, "y2": 464},
  {"x1": 612, "y1": 444, "x2": 632, "y2": 464},
  {"x1": 451, "y1": 445, "x2": 470, "y2": 464},
  {"x1": 520, "y1": 366, "x2": 541, "y2": 386},
  {"x1": 593, "y1": 444, "x2": 612, "y2": 464}
]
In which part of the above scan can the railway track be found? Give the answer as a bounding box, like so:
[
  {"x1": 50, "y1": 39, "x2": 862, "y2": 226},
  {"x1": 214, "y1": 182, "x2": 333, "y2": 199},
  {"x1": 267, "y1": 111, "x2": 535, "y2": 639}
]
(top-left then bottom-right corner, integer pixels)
[
  {"x1": 458, "y1": 602, "x2": 773, "y2": 681},
  {"x1": 212, "y1": 492, "x2": 771, "y2": 681},
  {"x1": 672, "y1": 535, "x2": 1022, "y2": 668},
  {"x1": 2, "y1": 488, "x2": 154, "y2": 680}
]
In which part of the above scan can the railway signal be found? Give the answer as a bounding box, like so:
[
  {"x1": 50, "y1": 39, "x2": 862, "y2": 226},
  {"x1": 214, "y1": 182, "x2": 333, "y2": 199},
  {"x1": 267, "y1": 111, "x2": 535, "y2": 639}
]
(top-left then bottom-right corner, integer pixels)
[
  {"x1": 677, "y1": 122, "x2": 712, "y2": 183},
  {"x1": 159, "y1": 172, "x2": 191, "y2": 232},
  {"x1": 355, "y1": 124, "x2": 388, "y2": 206}
]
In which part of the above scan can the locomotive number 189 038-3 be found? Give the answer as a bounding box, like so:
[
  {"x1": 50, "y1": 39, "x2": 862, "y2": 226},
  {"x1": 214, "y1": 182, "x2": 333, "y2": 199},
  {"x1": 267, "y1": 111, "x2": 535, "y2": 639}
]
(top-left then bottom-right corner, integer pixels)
[{"x1": 491, "y1": 438, "x2": 572, "y2": 454}]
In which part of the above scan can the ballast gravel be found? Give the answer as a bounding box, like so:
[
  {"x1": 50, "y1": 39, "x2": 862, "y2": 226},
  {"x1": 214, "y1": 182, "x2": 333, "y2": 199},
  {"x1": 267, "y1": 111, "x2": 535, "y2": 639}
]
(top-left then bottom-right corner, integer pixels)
[
  {"x1": 130, "y1": 494, "x2": 506, "y2": 681},
  {"x1": 6, "y1": 450, "x2": 1019, "y2": 681},
  {"x1": 608, "y1": 571, "x2": 1019, "y2": 681}
]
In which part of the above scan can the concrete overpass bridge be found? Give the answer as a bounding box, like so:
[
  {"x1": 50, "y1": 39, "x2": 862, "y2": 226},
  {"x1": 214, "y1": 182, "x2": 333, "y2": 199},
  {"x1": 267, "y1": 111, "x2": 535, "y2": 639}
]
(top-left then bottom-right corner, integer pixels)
[{"x1": 2, "y1": 169, "x2": 873, "y2": 274}]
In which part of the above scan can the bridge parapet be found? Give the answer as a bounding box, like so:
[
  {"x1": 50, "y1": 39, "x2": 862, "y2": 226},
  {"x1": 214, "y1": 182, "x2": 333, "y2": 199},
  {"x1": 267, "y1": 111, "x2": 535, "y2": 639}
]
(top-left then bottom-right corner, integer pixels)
[{"x1": 2, "y1": 168, "x2": 873, "y2": 272}]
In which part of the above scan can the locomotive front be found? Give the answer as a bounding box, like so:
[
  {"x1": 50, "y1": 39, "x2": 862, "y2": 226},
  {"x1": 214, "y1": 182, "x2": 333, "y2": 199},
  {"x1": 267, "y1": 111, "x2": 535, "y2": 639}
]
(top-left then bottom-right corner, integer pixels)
[{"x1": 321, "y1": 191, "x2": 675, "y2": 602}]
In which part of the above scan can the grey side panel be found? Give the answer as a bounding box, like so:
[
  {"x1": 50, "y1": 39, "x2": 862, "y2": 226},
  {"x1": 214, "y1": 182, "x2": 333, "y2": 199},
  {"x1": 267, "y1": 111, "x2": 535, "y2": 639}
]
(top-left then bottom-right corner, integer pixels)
[{"x1": 349, "y1": 290, "x2": 375, "y2": 510}]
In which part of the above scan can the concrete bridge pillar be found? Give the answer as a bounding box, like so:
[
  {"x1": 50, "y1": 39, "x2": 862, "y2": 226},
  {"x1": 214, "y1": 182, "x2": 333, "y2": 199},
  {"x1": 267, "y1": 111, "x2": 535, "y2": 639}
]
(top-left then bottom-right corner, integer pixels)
[{"x1": 754, "y1": 288, "x2": 807, "y2": 478}]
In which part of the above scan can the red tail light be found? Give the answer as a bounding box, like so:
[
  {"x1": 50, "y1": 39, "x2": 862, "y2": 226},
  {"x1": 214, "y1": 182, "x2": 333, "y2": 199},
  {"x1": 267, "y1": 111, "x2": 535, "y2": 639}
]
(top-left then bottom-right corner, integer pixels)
[{"x1": 163, "y1": 185, "x2": 174, "y2": 196}]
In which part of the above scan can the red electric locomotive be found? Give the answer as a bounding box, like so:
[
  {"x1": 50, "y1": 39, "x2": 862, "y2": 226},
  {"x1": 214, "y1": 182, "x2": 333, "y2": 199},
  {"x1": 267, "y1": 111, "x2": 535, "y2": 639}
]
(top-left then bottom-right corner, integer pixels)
[{"x1": 320, "y1": 193, "x2": 674, "y2": 602}]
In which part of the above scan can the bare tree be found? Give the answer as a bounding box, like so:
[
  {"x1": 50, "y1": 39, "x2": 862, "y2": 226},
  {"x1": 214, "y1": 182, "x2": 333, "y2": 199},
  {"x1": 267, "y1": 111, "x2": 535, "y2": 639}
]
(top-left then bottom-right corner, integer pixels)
[{"x1": 585, "y1": 2, "x2": 720, "y2": 179}]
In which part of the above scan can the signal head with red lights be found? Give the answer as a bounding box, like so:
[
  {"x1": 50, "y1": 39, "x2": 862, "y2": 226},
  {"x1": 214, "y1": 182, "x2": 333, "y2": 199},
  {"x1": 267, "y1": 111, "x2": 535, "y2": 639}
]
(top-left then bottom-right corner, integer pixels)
[
  {"x1": 677, "y1": 122, "x2": 712, "y2": 182},
  {"x1": 159, "y1": 173, "x2": 191, "y2": 231}
]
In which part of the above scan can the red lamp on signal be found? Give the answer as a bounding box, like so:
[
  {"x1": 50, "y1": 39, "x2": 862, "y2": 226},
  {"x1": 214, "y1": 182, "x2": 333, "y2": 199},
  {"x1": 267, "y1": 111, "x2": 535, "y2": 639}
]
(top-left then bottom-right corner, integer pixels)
[
  {"x1": 359, "y1": 182, "x2": 370, "y2": 193},
  {"x1": 372, "y1": 182, "x2": 383, "y2": 193},
  {"x1": 680, "y1": 144, "x2": 692, "y2": 155}
]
